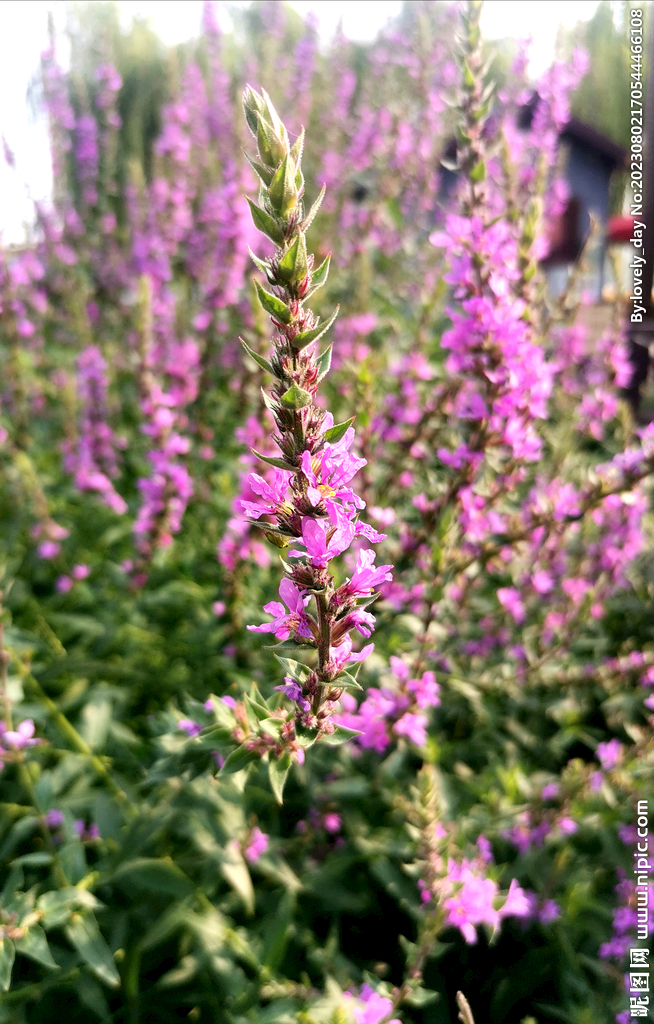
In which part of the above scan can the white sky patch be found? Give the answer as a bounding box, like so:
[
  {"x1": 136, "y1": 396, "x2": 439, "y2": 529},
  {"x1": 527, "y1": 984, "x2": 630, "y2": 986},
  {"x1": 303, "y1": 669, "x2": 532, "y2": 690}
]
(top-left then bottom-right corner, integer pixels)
[{"x1": 0, "y1": 0, "x2": 605, "y2": 242}]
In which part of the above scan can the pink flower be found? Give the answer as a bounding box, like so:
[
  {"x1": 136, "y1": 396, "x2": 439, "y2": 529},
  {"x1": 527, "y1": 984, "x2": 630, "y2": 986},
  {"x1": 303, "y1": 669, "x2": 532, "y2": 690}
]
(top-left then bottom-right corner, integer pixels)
[
  {"x1": 499, "y1": 879, "x2": 531, "y2": 918},
  {"x1": 393, "y1": 711, "x2": 428, "y2": 746},
  {"x1": 294, "y1": 515, "x2": 355, "y2": 568},
  {"x1": 244, "y1": 826, "x2": 269, "y2": 863},
  {"x1": 327, "y1": 635, "x2": 374, "y2": 674},
  {"x1": 212, "y1": 601, "x2": 226, "y2": 616},
  {"x1": 558, "y1": 817, "x2": 577, "y2": 835},
  {"x1": 323, "y1": 813, "x2": 341, "y2": 833},
  {"x1": 274, "y1": 677, "x2": 310, "y2": 712},
  {"x1": 353, "y1": 985, "x2": 401, "y2": 1024},
  {"x1": 596, "y1": 738, "x2": 622, "y2": 770},
  {"x1": 1, "y1": 720, "x2": 41, "y2": 750},
  {"x1": 178, "y1": 719, "x2": 202, "y2": 737},
  {"x1": 72, "y1": 564, "x2": 90, "y2": 580},
  {"x1": 247, "y1": 578, "x2": 314, "y2": 641},
  {"x1": 238, "y1": 469, "x2": 291, "y2": 519},
  {"x1": 56, "y1": 576, "x2": 73, "y2": 593},
  {"x1": 497, "y1": 586, "x2": 526, "y2": 624},
  {"x1": 38, "y1": 541, "x2": 61, "y2": 560},
  {"x1": 339, "y1": 548, "x2": 393, "y2": 599}
]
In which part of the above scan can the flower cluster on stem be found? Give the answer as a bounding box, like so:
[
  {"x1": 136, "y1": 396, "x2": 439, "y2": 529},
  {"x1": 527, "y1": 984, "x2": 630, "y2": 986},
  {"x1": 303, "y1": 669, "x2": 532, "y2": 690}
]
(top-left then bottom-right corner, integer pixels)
[{"x1": 241, "y1": 87, "x2": 391, "y2": 738}]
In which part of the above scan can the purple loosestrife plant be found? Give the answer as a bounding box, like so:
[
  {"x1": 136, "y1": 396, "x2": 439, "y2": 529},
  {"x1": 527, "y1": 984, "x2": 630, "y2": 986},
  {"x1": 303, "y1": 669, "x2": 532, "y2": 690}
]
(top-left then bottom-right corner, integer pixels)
[{"x1": 220, "y1": 87, "x2": 391, "y2": 795}]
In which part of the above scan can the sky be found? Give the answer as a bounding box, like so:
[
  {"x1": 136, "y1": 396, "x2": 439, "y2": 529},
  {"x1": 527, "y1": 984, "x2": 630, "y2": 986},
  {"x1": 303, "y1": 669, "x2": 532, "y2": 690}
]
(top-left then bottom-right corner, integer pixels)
[{"x1": 0, "y1": 0, "x2": 605, "y2": 241}]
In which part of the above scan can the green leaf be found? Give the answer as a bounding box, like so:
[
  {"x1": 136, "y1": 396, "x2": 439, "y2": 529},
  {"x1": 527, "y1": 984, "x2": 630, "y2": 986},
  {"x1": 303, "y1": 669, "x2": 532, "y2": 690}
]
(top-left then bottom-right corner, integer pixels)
[
  {"x1": 220, "y1": 744, "x2": 261, "y2": 775},
  {"x1": 404, "y1": 986, "x2": 439, "y2": 1008},
  {"x1": 0, "y1": 939, "x2": 15, "y2": 991},
  {"x1": 244, "y1": 153, "x2": 275, "y2": 186},
  {"x1": 470, "y1": 159, "x2": 486, "y2": 182},
  {"x1": 301, "y1": 184, "x2": 325, "y2": 231},
  {"x1": 272, "y1": 654, "x2": 310, "y2": 680},
  {"x1": 240, "y1": 337, "x2": 273, "y2": 375},
  {"x1": 262, "y1": 889, "x2": 295, "y2": 969},
  {"x1": 336, "y1": 670, "x2": 363, "y2": 691},
  {"x1": 268, "y1": 750, "x2": 292, "y2": 804},
  {"x1": 269, "y1": 154, "x2": 298, "y2": 217},
  {"x1": 244, "y1": 693, "x2": 270, "y2": 723},
  {"x1": 251, "y1": 449, "x2": 293, "y2": 471},
  {"x1": 260, "y1": 388, "x2": 280, "y2": 416},
  {"x1": 243, "y1": 85, "x2": 267, "y2": 136},
  {"x1": 247, "y1": 247, "x2": 274, "y2": 281},
  {"x1": 15, "y1": 925, "x2": 58, "y2": 970},
  {"x1": 221, "y1": 841, "x2": 254, "y2": 914},
  {"x1": 254, "y1": 280, "x2": 292, "y2": 324},
  {"x1": 280, "y1": 383, "x2": 312, "y2": 410},
  {"x1": 324, "y1": 417, "x2": 355, "y2": 445},
  {"x1": 316, "y1": 344, "x2": 332, "y2": 380},
  {"x1": 289, "y1": 128, "x2": 304, "y2": 168},
  {"x1": 113, "y1": 858, "x2": 194, "y2": 898},
  {"x1": 293, "y1": 305, "x2": 339, "y2": 350},
  {"x1": 65, "y1": 913, "x2": 120, "y2": 988},
  {"x1": 256, "y1": 118, "x2": 286, "y2": 168},
  {"x1": 278, "y1": 233, "x2": 308, "y2": 284},
  {"x1": 320, "y1": 724, "x2": 362, "y2": 746},
  {"x1": 264, "y1": 638, "x2": 316, "y2": 651},
  {"x1": 246, "y1": 198, "x2": 284, "y2": 245},
  {"x1": 11, "y1": 852, "x2": 53, "y2": 868},
  {"x1": 37, "y1": 887, "x2": 97, "y2": 929},
  {"x1": 309, "y1": 253, "x2": 331, "y2": 292}
]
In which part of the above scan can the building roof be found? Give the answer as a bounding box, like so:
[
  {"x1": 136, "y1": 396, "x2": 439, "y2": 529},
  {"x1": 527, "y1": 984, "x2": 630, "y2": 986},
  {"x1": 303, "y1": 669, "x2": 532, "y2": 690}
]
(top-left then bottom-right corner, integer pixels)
[{"x1": 517, "y1": 92, "x2": 627, "y2": 170}]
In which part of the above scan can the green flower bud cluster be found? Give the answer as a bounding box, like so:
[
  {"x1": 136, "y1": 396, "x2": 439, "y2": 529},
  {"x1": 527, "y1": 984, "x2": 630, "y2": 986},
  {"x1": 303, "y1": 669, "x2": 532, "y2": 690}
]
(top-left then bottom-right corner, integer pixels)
[{"x1": 242, "y1": 86, "x2": 331, "y2": 312}]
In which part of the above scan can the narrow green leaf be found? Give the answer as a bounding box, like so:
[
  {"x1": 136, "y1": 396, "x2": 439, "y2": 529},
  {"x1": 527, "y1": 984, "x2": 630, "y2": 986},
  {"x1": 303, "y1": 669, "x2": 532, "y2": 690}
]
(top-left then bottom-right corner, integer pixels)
[
  {"x1": 195, "y1": 724, "x2": 233, "y2": 748},
  {"x1": 254, "y1": 280, "x2": 292, "y2": 324},
  {"x1": 316, "y1": 344, "x2": 332, "y2": 379},
  {"x1": 244, "y1": 693, "x2": 270, "y2": 723},
  {"x1": 256, "y1": 119, "x2": 285, "y2": 168},
  {"x1": 336, "y1": 671, "x2": 363, "y2": 691},
  {"x1": 268, "y1": 751, "x2": 292, "y2": 805},
  {"x1": 310, "y1": 253, "x2": 331, "y2": 290},
  {"x1": 324, "y1": 417, "x2": 355, "y2": 445},
  {"x1": 264, "y1": 638, "x2": 316, "y2": 651},
  {"x1": 278, "y1": 233, "x2": 308, "y2": 284},
  {"x1": 273, "y1": 654, "x2": 310, "y2": 680},
  {"x1": 246, "y1": 198, "x2": 284, "y2": 245},
  {"x1": 247, "y1": 246, "x2": 274, "y2": 280},
  {"x1": 301, "y1": 184, "x2": 325, "y2": 231},
  {"x1": 261, "y1": 87, "x2": 286, "y2": 141},
  {"x1": 243, "y1": 85, "x2": 267, "y2": 136},
  {"x1": 470, "y1": 159, "x2": 486, "y2": 183},
  {"x1": 320, "y1": 724, "x2": 362, "y2": 746},
  {"x1": 244, "y1": 153, "x2": 274, "y2": 186},
  {"x1": 240, "y1": 338, "x2": 273, "y2": 374},
  {"x1": 113, "y1": 858, "x2": 194, "y2": 898},
  {"x1": 289, "y1": 128, "x2": 304, "y2": 168},
  {"x1": 259, "y1": 718, "x2": 282, "y2": 740},
  {"x1": 220, "y1": 744, "x2": 261, "y2": 775},
  {"x1": 251, "y1": 449, "x2": 292, "y2": 471},
  {"x1": 269, "y1": 154, "x2": 298, "y2": 217},
  {"x1": 280, "y1": 383, "x2": 312, "y2": 409},
  {"x1": 404, "y1": 986, "x2": 440, "y2": 1008},
  {"x1": 221, "y1": 841, "x2": 255, "y2": 914},
  {"x1": 15, "y1": 925, "x2": 58, "y2": 970},
  {"x1": 65, "y1": 913, "x2": 120, "y2": 989},
  {"x1": 293, "y1": 305, "x2": 339, "y2": 350},
  {"x1": 260, "y1": 389, "x2": 280, "y2": 416},
  {"x1": 0, "y1": 939, "x2": 15, "y2": 991}
]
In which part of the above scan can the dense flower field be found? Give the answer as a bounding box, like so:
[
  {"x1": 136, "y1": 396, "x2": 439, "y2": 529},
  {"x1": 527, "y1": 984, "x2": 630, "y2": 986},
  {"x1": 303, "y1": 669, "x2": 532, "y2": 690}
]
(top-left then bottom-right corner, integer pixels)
[{"x1": 0, "y1": 2, "x2": 652, "y2": 1022}]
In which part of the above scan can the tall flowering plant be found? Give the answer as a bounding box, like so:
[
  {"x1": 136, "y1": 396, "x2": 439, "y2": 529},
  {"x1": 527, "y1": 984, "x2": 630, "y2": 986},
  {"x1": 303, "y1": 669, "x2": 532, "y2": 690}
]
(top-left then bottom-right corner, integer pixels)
[{"x1": 220, "y1": 88, "x2": 391, "y2": 792}]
